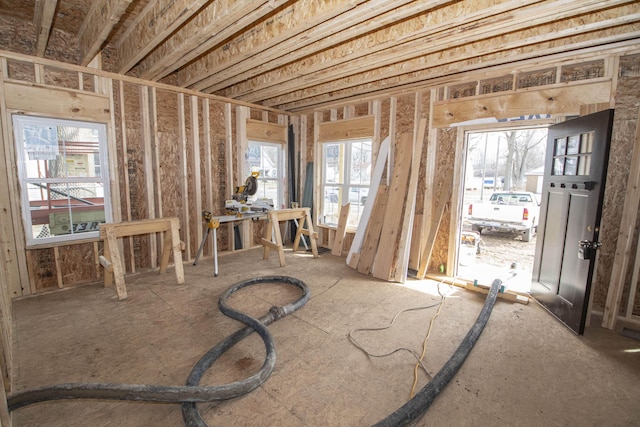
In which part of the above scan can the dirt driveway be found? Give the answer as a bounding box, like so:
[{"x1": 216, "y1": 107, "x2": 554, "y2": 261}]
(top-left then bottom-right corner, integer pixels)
[
  {"x1": 476, "y1": 230, "x2": 537, "y2": 272},
  {"x1": 457, "y1": 228, "x2": 537, "y2": 293}
]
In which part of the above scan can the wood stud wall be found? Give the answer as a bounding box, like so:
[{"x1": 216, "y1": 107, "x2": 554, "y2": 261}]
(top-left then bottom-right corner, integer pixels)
[
  {"x1": 0, "y1": 50, "x2": 291, "y2": 296},
  {"x1": 0, "y1": 48, "x2": 639, "y2": 389},
  {"x1": 309, "y1": 50, "x2": 640, "y2": 329}
]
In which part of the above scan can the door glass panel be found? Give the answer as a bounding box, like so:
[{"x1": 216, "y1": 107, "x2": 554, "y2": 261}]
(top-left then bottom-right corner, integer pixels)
[
  {"x1": 578, "y1": 155, "x2": 591, "y2": 175},
  {"x1": 552, "y1": 134, "x2": 594, "y2": 176},
  {"x1": 553, "y1": 157, "x2": 565, "y2": 175},
  {"x1": 566, "y1": 135, "x2": 580, "y2": 155},
  {"x1": 555, "y1": 137, "x2": 566, "y2": 155},
  {"x1": 580, "y1": 132, "x2": 594, "y2": 153},
  {"x1": 564, "y1": 157, "x2": 577, "y2": 175}
]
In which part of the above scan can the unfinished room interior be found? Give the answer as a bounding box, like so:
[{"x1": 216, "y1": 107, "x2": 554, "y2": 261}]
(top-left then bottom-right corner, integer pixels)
[{"x1": 0, "y1": 0, "x2": 640, "y2": 425}]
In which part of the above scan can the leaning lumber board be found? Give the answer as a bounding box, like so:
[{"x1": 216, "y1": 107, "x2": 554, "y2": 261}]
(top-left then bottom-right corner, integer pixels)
[
  {"x1": 372, "y1": 133, "x2": 413, "y2": 281},
  {"x1": 347, "y1": 136, "x2": 390, "y2": 266},
  {"x1": 357, "y1": 184, "x2": 390, "y2": 275},
  {"x1": 426, "y1": 274, "x2": 529, "y2": 305},
  {"x1": 332, "y1": 202, "x2": 351, "y2": 256},
  {"x1": 393, "y1": 118, "x2": 427, "y2": 282}
]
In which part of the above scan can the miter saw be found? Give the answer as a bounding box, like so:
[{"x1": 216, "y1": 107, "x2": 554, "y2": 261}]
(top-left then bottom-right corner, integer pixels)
[
  {"x1": 225, "y1": 172, "x2": 274, "y2": 213},
  {"x1": 232, "y1": 171, "x2": 259, "y2": 203}
]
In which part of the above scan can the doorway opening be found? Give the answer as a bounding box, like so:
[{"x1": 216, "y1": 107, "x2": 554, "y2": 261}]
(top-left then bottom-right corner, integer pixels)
[{"x1": 458, "y1": 127, "x2": 548, "y2": 294}]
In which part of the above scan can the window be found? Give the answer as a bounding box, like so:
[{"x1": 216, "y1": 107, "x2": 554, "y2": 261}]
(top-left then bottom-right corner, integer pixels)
[
  {"x1": 245, "y1": 141, "x2": 284, "y2": 209},
  {"x1": 321, "y1": 138, "x2": 372, "y2": 228},
  {"x1": 13, "y1": 116, "x2": 111, "y2": 245}
]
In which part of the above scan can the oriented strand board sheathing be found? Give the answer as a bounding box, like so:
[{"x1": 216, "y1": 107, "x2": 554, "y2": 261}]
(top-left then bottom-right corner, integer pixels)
[
  {"x1": 57, "y1": 243, "x2": 97, "y2": 285},
  {"x1": 122, "y1": 82, "x2": 150, "y2": 269},
  {"x1": 6, "y1": 59, "x2": 35, "y2": 82},
  {"x1": 155, "y1": 90, "x2": 181, "y2": 222},
  {"x1": 593, "y1": 73, "x2": 640, "y2": 312},
  {"x1": 27, "y1": 248, "x2": 57, "y2": 291},
  {"x1": 395, "y1": 95, "x2": 414, "y2": 137},
  {"x1": 428, "y1": 127, "x2": 457, "y2": 273},
  {"x1": 480, "y1": 75, "x2": 513, "y2": 95},
  {"x1": 43, "y1": 66, "x2": 79, "y2": 90},
  {"x1": 561, "y1": 60, "x2": 605, "y2": 83}
]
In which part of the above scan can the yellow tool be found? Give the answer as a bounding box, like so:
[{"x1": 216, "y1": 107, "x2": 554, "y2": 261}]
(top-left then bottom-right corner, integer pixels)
[
  {"x1": 193, "y1": 210, "x2": 221, "y2": 276},
  {"x1": 232, "y1": 171, "x2": 259, "y2": 202}
]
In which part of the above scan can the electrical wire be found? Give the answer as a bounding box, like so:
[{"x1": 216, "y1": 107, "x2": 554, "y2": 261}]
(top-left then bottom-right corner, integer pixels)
[
  {"x1": 348, "y1": 278, "x2": 454, "y2": 384},
  {"x1": 348, "y1": 303, "x2": 441, "y2": 377},
  {"x1": 409, "y1": 280, "x2": 453, "y2": 398},
  {"x1": 373, "y1": 276, "x2": 504, "y2": 427}
]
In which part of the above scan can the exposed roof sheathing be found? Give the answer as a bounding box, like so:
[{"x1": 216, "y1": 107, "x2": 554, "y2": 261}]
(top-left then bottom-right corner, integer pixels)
[{"x1": 0, "y1": 0, "x2": 639, "y2": 111}]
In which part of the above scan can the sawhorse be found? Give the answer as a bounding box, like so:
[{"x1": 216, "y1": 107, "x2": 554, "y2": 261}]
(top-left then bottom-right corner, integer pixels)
[
  {"x1": 99, "y1": 217, "x2": 184, "y2": 300},
  {"x1": 261, "y1": 208, "x2": 318, "y2": 266}
]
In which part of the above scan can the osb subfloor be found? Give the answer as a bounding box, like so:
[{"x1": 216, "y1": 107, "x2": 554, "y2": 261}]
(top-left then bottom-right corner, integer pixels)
[{"x1": 11, "y1": 247, "x2": 640, "y2": 426}]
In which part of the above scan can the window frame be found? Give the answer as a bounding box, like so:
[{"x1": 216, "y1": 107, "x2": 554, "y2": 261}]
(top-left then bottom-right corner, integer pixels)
[
  {"x1": 320, "y1": 137, "x2": 372, "y2": 228},
  {"x1": 12, "y1": 115, "x2": 112, "y2": 246},
  {"x1": 245, "y1": 140, "x2": 286, "y2": 209}
]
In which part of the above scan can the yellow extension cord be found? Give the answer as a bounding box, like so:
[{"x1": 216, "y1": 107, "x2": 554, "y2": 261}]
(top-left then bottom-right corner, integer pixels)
[{"x1": 409, "y1": 284, "x2": 448, "y2": 399}]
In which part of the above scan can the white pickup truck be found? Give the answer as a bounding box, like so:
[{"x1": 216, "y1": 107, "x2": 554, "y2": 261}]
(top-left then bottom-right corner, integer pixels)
[{"x1": 466, "y1": 191, "x2": 540, "y2": 242}]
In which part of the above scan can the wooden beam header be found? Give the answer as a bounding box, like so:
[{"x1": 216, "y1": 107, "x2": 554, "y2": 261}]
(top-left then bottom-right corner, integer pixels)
[
  {"x1": 432, "y1": 80, "x2": 612, "y2": 128},
  {"x1": 318, "y1": 115, "x2": 375, "y2": 142},
  {"x1": 246, "y1": 119, "x2": 287, "y2": 143}
]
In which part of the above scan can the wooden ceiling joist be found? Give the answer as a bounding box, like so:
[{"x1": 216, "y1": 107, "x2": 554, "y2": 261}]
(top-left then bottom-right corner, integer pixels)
[
  {"x1": 274, "y1": 32, "x2": 640, "y2": 112},
  {"x1": 2, "y1": 0, "x2": 638, "y2": 113},
  {"x1": 78, "y1": 0, "x2": 134, "y2": 66},
  {"x1": 264, "y1": 14, "x2": 640, "y2": 110},
  {"x1": 134, "y1": 0, "x2": 289, "y2": 81},
  {"x1": 33, "y1": 0, "x2": 58, "y2": 57},
  {"x1": 241, "y1": 0, "x2": 638, "y2": 105},
  {"x1": 179, "y1": 0, "x2": 377, "y2": 89},
  {"x1": 204, "y1": 0, "x2": 457, "y2": 95},
  {"x1": 113, "y1": 0, "x2": 210, "y2": 74}
]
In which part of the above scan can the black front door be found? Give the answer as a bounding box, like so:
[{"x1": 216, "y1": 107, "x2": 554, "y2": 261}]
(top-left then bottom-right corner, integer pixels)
[{"x1": 531, "y1": 109, "x2": 614, "y2": 335}]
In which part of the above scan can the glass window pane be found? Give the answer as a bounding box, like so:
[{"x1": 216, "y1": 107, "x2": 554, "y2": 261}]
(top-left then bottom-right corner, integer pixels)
[
  {"x1": 322, "y1": 185, "x2": 341, "y2": 225},
  {"x1": 14, "y1": 115, "x2": 110, "y2": 244},
  {"x1": 322, "y1": 138, "x2": 372, "y2": 227},
  {"x1": 580, "y1": 132, "x2": 594, "y2": 154},
  {"x1": 324, "y1": 143, "x2": 343, "y2": 184},
  {"x1": 246, "y1": 141, "x2": 283, "y2": 208},
  {"x1": 28, "y1": 182, "x2": 106, "y2": 239},
  {"x1": 578, "y1": 155, "x2": 591, "y2": 176},
  {"x1": 564, "y1": 156, "x2": 577, "y2": 175},
  {"x1": 350, "y1": 140, "x2": 372, "y2": 185},
  {"x1": 555, "y1": 137, "x2": 566, "y2": 155},
  {"x1": 553, "y1": 157, "x2": 564, "y2": 175},
  {"x1": 566, "y1": 135, "x2": 579, "y2": 155}
]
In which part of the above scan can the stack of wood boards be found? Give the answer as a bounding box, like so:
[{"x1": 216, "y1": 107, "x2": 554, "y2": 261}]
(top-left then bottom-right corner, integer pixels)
[{"x1": 347, "y1": 119, "x2": 427, "y2": 283}]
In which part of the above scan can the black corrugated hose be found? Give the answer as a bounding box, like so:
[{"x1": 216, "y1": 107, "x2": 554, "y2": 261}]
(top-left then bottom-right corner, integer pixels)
[
  {"x1": 8, "y1": 274, "x2": 503, "y2": 427},
  {"x1": 7, "y1": 275, "x2": 310, "y2": 427},
  {"x1": 372, "y1": 276, "x2": 504, "y2": 427}
]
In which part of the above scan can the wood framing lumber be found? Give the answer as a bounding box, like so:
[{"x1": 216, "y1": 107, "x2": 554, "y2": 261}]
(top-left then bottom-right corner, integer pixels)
[
  {"x1": 372, "y1": 133, "x2": 413, "y2": 281},
  {"x1": 99, "y1": 218, "x2": 185, "y2": 300},
  {"x1": 332, "y1": 202, "x2": 350, "y2": 256},
  {"x1": 394, "y1": 118, "x2": 427, "y2": 282},
  {"x1": 261, "y1": 208, "x2": 318, "y2": 266},
  {"x1": 33, "y1": 0, "x2": 58, "y2": 57},
  {"x1": 426, "y1": 274, "x2": 529, "y2": 305},
  {"x1": 347, "y1": 136, "x2": 390, "y2": 266},
  {"x1": 78, "y1": 0, "x2": 133, "y2": 66},
  {"x1": 356, "y1": 184, "x2": 389, "y2": 275}
]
